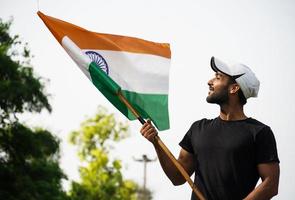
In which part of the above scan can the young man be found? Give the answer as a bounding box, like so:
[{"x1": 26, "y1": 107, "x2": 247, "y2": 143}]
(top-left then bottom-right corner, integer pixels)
[{"x1": 140, "y1": 57, "x2": 280, "y2": 200}]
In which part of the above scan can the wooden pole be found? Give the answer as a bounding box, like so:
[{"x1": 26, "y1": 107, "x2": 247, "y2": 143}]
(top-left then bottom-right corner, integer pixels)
[{"x1": 118, "y1": 92, "x2": 206, "y2": 200}]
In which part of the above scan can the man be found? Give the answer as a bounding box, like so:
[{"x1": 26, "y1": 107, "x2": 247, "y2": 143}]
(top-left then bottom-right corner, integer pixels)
[{"x1": 140, "y1": 57, "x2": 280, "y2": 200}]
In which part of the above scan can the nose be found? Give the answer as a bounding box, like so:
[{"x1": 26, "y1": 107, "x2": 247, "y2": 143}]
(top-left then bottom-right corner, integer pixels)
[{"x1": 208, "y1": 78, "x2": 213, "y2": 86}]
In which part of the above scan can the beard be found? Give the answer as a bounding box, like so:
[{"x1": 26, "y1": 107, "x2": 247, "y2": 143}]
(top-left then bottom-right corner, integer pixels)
[{"x1": 206, "y1": 86, "x2": 229, "y2": 105}]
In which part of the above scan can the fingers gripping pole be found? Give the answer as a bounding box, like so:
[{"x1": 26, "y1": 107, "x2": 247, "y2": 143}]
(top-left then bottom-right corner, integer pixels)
[{"x1": 117, "y1": 92, "x2": 206, "y2": 200}]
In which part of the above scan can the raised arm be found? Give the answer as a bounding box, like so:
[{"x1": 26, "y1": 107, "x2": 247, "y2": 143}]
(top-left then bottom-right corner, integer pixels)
[{"x1": 140, "y1": 120, "x2": 195, "y2": 185}]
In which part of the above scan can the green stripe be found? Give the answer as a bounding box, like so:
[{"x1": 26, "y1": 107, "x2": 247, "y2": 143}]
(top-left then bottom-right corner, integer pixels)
[
  {"x1": 122, "y1": 90, "x2": 169, "y2": 131},
  {"x1": 88, "y1": 61, "x2": 169, "y2": 131},
  {"x1": 89, "y1": 62, "x2": 121, "y2": 94}
]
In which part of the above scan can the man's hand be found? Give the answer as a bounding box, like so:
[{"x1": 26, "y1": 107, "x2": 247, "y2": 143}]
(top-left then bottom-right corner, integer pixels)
[
  {"x1": 140, "y1": 119, "x2": 158, "y2": 144},
  {"x1": 140, "y1": 119, "x2": 195, "y2": 186}
]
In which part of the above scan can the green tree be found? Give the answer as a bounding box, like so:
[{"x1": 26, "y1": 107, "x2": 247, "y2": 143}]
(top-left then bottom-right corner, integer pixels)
[
  {"x1": 68, "y1": 106, "x2": 138, "y2": 200},
  {"x1": 0, "y1": 123, "x2": 68, "y2": 200},
  {"x1": 0, "y1": 18, "x2": 67, "y2": 200},
  {"x1": 0, "y1": 18, "x2": 51, "y2": 125}
]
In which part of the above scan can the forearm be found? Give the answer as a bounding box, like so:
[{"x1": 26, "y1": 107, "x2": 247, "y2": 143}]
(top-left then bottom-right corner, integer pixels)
[
  {"x1": 244, "y1": 178, "x2": 278, "y2": 200},
  {"x1": 140, "y1": 120, "x2": 191, "y2": 185},
  {"x1": 153, "y1": 141, "x2": 186, "y2": 185}
]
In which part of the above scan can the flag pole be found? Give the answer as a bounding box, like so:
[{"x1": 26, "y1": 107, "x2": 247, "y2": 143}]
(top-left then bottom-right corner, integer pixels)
[{"x1": 117, "y1": 91, "x2": 206, "y2": 200}]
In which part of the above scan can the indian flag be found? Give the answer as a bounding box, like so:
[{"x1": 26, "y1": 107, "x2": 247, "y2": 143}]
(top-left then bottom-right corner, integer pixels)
[{"x1": 37, "y1": 11, "x2": 170, "y2": 131}]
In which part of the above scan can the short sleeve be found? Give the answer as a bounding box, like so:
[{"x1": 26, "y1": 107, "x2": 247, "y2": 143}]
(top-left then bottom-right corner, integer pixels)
[
  {"x1": 179, "y1": 124, "x2": 194, "y2": 154},
  {"x1": 255, "y1": 126, "x2": 280, "y2": 164}
]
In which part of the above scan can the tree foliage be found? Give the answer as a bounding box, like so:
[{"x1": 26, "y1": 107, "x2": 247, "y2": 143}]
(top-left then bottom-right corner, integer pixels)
[
  {"x1": 68, "y1": 106, "x2": 138, "y2": 200},
  {"x1": 0, "y1": 18, "x2": 67, "y2": 200},
  {"x1": 0, "y1": 18, "x2": 51, "y2": 125},
  {"x1": 0, "y1": 123, "x2": 67, "y2": 200}
]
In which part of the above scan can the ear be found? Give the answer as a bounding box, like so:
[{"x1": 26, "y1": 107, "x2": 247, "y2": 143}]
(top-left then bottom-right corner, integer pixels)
[{"x1": 229, "y1": 83, "x2": 240, "y2": 94}]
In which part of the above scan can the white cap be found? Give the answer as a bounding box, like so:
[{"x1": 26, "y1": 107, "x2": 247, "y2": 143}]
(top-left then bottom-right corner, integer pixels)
[{"x1": 210, "y1": 56, "x2": 260, "y2": 99}]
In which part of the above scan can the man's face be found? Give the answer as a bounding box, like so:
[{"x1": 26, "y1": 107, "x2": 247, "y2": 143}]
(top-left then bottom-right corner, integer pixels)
[{"x1": 206, "y1": 72, "x2": 232, "y2": 105}]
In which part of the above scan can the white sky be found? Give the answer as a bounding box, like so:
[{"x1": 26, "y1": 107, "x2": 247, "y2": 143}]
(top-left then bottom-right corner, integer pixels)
[{"x1": 1, "y1": 0, "x2": 295, "y2": 199}]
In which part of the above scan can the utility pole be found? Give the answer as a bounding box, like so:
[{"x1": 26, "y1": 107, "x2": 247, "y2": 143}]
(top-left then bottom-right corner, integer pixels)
[{"x1": 134, "y1": 154, "x2": 157, "y2": 200}]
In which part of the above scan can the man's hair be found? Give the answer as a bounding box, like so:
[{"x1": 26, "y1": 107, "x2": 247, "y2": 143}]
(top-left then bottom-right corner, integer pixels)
[{"x1": 228, "y1": 77, "x2": 247, "y2": 105}]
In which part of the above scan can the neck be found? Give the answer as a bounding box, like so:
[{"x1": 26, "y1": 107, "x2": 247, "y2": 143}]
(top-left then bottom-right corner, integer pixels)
[{"x1": 219, "y1": 102, "x2": 247, "y2": 121}]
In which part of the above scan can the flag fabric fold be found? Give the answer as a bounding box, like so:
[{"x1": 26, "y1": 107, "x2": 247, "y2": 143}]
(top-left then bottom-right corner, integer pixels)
[{"x1": 38, "y1": 11, "x2": 171, "y2": 131}]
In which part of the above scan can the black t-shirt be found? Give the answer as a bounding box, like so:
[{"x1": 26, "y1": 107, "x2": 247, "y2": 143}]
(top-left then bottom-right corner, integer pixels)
[{"x1": 179, "y1": 117, "x2": 279, "y2": 200}]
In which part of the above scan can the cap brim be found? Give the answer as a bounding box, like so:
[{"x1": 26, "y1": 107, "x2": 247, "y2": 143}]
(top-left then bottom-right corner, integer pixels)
[
  {"x1": 210, "y1": 56, "x2": 230, "y2": 76},
  {"x1": 210, "y1": 56, "x2": 243, "y2": 79},
  {"x1": 210, "y1": 56, "x2": 219, "y2": 72}
]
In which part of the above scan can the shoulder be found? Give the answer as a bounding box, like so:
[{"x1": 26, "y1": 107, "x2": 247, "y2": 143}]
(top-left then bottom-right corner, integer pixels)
[
  {"x1": 190, "y1": 118, "x2": 216, "y2": 130},
  {"x1": 245, "y1": 118, "x2": 273, "y2": 138},
  {"x1": 246, "y1": 118, "x2": 269, "y2": 127}
]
